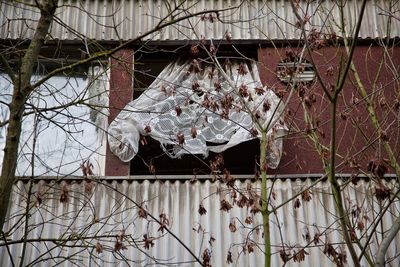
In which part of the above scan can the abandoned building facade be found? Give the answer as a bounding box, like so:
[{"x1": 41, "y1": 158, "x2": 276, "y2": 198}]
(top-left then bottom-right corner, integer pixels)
[{"x1": 0, "y1": 0, "x2": 399, "y2": 266}]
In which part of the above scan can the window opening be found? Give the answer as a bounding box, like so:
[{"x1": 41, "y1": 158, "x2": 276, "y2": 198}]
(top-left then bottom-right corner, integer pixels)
[
  {"x1": 0, "y1": 64, "x2": 108, "y2": 176},
  {"x1": 109, "y1": 49, "x2": 285, "y2": 175}
]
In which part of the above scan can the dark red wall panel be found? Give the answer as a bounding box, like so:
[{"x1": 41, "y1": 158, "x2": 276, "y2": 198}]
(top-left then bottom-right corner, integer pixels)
[
  {"x1": 105, "y1": 49, "x2": 133, "y2": 176},
  {"x1": 258, "y1": 46, "x2": 400, "y2": 175}
]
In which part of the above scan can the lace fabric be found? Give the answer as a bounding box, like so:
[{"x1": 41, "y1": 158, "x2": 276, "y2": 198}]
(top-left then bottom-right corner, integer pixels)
[{"x1": 108, "y1": 59, "x2": 286, "y2": 169}]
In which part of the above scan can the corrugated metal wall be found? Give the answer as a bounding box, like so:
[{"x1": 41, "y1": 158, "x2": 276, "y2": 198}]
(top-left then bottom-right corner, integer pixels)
[
  {"x1": 1, "y1": 178, "x2": 399, "y2": 266},
  {"x1": 0, "y1": 0, "x2": 399, "y2": 42}
]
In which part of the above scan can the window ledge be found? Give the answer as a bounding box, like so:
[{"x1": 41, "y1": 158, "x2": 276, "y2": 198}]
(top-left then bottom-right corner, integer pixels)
[{"x1": 14, "y1": 173, "x2": 398, "y2": 181}]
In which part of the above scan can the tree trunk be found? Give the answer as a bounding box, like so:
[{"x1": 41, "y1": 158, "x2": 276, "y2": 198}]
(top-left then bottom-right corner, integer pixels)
[{"x1": 0, "y1": 0, "x2": 57, "y2": 232}]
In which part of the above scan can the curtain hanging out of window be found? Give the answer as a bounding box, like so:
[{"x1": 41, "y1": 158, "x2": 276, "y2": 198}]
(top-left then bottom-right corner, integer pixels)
[{"x1": 108, "y1": 59, "x2": 286, "y2": 169}]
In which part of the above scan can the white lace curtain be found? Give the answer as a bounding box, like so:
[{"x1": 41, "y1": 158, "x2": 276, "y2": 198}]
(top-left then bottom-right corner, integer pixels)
[{"x1": 108, "y1": 59, "x2": 286, "y2": 169}]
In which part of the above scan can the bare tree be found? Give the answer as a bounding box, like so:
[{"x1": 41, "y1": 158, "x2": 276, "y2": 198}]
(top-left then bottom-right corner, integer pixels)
[
  {"x1": 167, "y1": 0, "x2": 400, "y2": 266},
  {"x1": 0, "y1": 0, "x2": 243, "y2": 266}
]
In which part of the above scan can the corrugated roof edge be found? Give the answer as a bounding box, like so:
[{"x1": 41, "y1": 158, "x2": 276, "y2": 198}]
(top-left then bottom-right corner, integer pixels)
[
  {"x1": 1, "y1": 37, "x2": 399, "y2": 45},
  {"x1": 1, "y1": 0, "x2": 399, "y2": 41}
]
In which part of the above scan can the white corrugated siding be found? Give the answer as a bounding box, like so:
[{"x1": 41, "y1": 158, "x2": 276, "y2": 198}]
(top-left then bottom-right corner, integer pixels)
[
  {"x1": 1, "y1": 178, "x2": 399, "y2": 266},
  {"x1": 0, "y1": 0, "x2": 399, "y2": 41}
]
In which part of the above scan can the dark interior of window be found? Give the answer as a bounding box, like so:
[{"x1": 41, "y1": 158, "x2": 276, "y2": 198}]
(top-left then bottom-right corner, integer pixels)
[
  {"x1": 130, "y1": 47, "x2": 260, "y2": 175},
  {"x1": 131, "y1": 138, "x2": 260, "y2": 175}
]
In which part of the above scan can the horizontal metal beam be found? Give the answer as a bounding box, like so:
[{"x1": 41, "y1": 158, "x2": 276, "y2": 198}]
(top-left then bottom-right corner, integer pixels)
[{"x1": 15, "y1": 173, "x2": 398, "y2": 181}]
